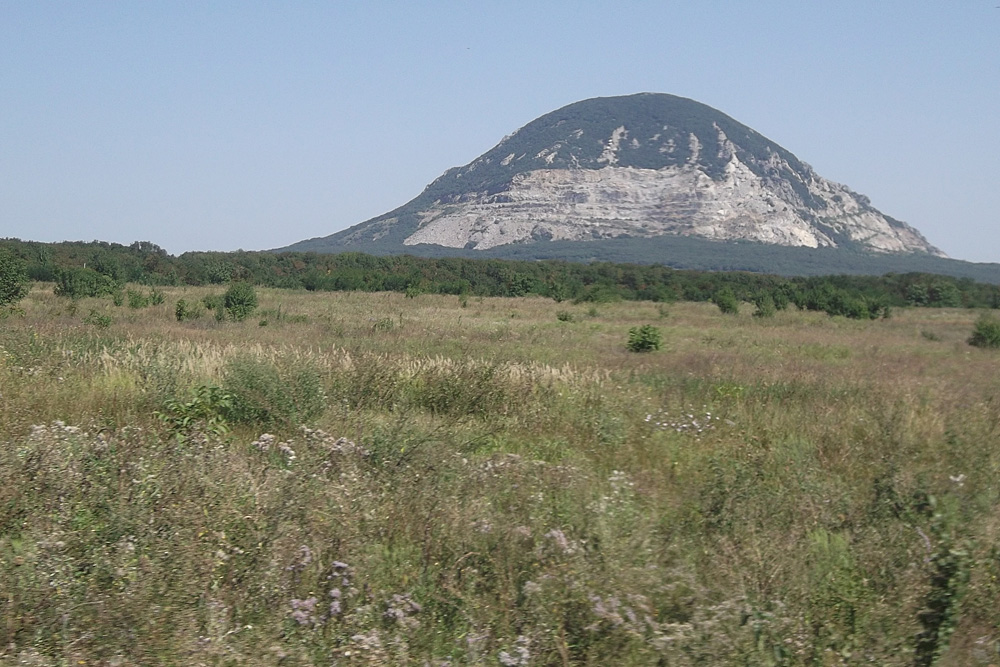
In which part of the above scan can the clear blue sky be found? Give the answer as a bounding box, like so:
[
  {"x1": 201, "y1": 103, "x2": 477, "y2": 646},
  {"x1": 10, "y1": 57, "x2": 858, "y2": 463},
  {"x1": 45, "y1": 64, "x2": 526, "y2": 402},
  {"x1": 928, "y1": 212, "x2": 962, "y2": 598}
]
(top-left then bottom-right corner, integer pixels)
[{"x1": 2, "y1": 2, "x2": 998, "y2": 262}]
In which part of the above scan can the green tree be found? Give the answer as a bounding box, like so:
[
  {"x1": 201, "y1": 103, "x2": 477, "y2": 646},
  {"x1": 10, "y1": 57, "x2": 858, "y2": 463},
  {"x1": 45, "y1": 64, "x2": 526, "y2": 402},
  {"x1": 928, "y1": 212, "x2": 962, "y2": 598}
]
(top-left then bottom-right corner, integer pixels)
[
  {"x1": 752, "y1": 292, "x2": 776, "y2": 318},
  {"x1": 627, "y1": 325, "x2": 662, "y2": 352},
  {"x1": 0, "y1": 250, "x2": 30, "y2": 309},
  {"x1": 223, "y1": 282, "x2": 258, "y2": 321},
  {"x1": 712, "y1": 288, "x2": 740, "y2": 315}
]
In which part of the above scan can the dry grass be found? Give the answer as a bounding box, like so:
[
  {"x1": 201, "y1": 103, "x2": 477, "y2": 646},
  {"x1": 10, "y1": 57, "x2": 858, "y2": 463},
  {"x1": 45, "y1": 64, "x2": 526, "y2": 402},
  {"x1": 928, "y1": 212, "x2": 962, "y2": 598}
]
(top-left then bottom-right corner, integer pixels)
[{"x1": 1, "y1": 284, "x2": 998, "y2": 665}]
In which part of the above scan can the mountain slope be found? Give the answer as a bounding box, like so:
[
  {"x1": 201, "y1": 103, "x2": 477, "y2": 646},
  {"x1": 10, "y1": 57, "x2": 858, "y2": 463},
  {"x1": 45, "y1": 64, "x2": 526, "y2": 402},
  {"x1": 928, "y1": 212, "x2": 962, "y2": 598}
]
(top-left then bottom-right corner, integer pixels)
[{"x1": 280, "y1": 93, "x2": 944, "y2": 258}]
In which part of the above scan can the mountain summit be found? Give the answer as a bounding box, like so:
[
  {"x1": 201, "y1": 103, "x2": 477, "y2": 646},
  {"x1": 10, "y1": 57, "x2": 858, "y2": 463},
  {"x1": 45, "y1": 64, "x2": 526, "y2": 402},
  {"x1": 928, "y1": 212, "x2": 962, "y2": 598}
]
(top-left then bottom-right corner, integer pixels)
[{"x1": 282, "y1": 93, "x2": 944, "y2": 257}]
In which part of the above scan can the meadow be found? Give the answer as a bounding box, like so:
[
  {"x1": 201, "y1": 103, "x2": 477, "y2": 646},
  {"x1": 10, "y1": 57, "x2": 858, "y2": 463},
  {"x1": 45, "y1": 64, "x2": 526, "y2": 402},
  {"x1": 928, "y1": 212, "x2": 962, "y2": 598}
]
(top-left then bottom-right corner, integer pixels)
[{"x1": 1, "y1": 284, "x2": 998, "y2": 665}]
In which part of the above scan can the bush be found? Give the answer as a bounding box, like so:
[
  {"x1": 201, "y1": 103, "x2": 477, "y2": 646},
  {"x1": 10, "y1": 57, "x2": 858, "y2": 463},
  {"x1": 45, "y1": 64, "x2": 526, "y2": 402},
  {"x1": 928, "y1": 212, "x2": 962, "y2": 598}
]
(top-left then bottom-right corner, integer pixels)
[
  {"x1": 127, "y1": 289, "x2": 150, "y2": 309},
  {"x1": 83, "y1": 309, "x2": 112, "y2": 328},
  {"x1": 372, "y1": 317, "x2": 395, "y2": 332},
  {"x1": 223, "y1": 282, "x2": 257, "y2": 321},
  {"x1": 712, "y1": 288, "x2": 740, "y2": 315},
  {"x1": 752, "y1": 293, "x2": 776, "y2": 319},
  {"x1": 155, "y1": 385, "x2": 233, "y2": 439},
  {"x1": 0, "y1": 250, "x2": 30, "y2": 309},
  {"x1": 174, "y1": 299, "x2": 204, "y2": 322},
  {"x1": 968, "y1": 314, "x2": 1000, "y2": 349},
  {"x1": 53, "y1": 267, "x2": 119, "y2": 299},
  {"x1": 556, "y1": 310, "x2": 574, "y2": 322},
  {"x1": 627, "y1": 325, "x2": 662, "y2": 353},
  {"x1": 202, "y1": 294, "x2": 223, "y2": 310},
  {"x1": 222, "y1": 356, "x2": 326, "y2": 426}
]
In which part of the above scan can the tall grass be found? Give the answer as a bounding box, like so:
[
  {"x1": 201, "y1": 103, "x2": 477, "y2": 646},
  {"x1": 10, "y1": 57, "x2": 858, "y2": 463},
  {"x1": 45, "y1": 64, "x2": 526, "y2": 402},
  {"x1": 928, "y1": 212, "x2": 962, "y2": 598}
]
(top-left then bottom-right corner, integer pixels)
[{"x1": 1, "y1": 284, "x2": 998, "y2": 664}]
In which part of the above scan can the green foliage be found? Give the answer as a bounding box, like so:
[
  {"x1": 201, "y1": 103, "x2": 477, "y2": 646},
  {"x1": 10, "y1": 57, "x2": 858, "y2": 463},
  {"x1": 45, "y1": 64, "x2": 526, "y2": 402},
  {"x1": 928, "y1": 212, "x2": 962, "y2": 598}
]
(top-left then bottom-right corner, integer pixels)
[
  {"x1": 372, "y1": 317, "x2": 395, "y2": 332},
  {"x1": 968, "y1": 314, "x2": 1000, "y2": 348},
  {"x1": 126, "y1": 289, "x2": 150, "y2": 309},
  {"x1": 752, "y1": 292, "x2": 776, "y2": 318},
  {"x1": 222, "y1": 356, "x2": 326, "y2": 427},
  {"x1": 201, "y1": 293, "x2": 223, "y2": 311},
  {"x1": 53, "y1": 267, "x2": 120, "y2": 299},
  {"x1": 223, "y1": 282, "x2": 258, "y2": 321},
  {"x1": 82, "y1": 309, "x2": 112, "y2": 328},
  {"x1": 174, "y1": 299, "x2": 204, "y2": 322},
  {"x1": 913, "y1": 498, "x2": 970, "y2": 666},
  {"x1": 155, "y1": 385, "x2": 233, "y2": 439},
  {"x1": 3, "y1": 239, "x2": 1000, "y2": 319},
  {"x1": 149, "y1": 287, "x2": 165, "y2": 305},
  {"x1": 555, "y1": 310, "x2": 574, "y2": 322},
  {"x1": 0, "y1": 250, "x2": 30, "y2": 309},
  {"x1": 627, "y1": 324, "x2": 662, "y2": 352},
  {"x1": 712, "y1": 288, "x2": 740, "y2": 314}
]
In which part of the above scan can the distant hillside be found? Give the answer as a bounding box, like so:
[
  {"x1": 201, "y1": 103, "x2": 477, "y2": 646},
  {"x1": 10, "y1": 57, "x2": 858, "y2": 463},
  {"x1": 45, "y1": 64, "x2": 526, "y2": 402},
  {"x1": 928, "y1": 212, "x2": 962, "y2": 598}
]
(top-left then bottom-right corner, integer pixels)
[{"x1": 279, "y1": 93, "x2": 945, "y2": 261}]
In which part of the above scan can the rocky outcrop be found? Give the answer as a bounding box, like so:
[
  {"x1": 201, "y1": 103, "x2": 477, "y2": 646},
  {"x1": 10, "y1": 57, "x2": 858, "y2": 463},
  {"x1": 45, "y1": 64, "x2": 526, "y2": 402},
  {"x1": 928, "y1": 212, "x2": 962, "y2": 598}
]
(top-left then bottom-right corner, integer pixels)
[
  {"x1": 280, "y1": 94, "x2": 945, "y2": 258},
  {"x1": 403, "y1": 153, "x2": 938, "y2": 254}
]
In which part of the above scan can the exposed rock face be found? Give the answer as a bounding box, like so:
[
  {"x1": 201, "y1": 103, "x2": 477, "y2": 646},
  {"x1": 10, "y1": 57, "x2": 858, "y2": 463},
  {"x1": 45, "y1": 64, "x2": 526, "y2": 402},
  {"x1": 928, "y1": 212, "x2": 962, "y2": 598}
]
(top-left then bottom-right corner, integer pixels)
[{"x1": 282, "y1": 93, "x2": 945, "y2": 257}]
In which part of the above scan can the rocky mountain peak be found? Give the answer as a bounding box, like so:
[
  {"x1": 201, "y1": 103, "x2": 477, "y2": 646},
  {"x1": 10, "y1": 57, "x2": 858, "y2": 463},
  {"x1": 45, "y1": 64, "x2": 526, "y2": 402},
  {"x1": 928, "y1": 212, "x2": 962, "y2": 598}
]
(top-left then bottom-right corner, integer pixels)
[{"x1": 281, "y1": 93, "x2": 945, "y2": 258}]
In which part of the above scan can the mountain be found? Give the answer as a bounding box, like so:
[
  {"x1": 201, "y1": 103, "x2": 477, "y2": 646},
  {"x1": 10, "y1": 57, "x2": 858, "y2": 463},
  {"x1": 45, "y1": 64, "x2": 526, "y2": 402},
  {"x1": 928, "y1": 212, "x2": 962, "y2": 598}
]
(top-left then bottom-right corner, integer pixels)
[{"x1": 279, "y1": 93, "x2": 945, "y2": 259}]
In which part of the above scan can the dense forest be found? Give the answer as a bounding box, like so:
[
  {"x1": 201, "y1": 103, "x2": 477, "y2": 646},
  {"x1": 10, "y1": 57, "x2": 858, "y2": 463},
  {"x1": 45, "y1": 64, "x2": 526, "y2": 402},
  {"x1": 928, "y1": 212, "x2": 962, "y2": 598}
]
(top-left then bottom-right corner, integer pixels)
[{"x1": 2, "y1": 238, "x2": 999, "y2": 319}]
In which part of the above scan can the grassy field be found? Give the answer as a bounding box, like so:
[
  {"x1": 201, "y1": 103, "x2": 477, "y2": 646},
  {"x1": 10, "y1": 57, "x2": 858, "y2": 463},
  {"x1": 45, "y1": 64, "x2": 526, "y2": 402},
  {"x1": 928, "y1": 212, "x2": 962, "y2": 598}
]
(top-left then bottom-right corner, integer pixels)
[{"x1": 1, "y1": 285, "x2": 998, "y2": 665}]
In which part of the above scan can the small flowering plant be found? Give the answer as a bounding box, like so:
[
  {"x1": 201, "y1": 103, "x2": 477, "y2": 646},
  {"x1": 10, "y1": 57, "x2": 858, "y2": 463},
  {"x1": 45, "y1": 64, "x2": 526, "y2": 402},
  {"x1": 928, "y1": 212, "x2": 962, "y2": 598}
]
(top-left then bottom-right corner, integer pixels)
[{"x1": 645, "y1": 406, "x2": 722, "y2": 438}]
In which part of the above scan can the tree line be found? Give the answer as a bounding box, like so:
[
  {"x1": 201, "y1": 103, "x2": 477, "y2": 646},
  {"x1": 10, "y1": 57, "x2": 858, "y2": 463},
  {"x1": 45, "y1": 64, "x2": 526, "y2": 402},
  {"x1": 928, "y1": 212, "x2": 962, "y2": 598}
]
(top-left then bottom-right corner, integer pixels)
[{"x1": 1, "y1": 238, "x2": 999, "y2": 318}]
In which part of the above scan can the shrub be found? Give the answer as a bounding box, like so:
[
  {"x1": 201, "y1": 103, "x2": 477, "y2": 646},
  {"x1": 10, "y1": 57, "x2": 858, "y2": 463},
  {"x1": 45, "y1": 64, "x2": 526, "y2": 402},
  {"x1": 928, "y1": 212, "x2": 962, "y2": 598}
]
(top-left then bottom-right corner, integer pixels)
[
  {"x1": 627, "y1": 324, "x2": 662, "y2": 353},
  {"x1": 202, "y1": 294, "x2": 223, "y2": 311},
  {"x1": 968, "y1": 314, "x2": 1000, "y2": 349},
  {"x1": 149, "y1": 288, "x2": 165, "y2": 305},
  {"x1": 372, "y1": 317, "x2": 395, "y2": 332},
  {"x1": 53, "y1": 267, "x2": 119, "y2": 299},
  {"x1": 83, "y1": 309, "x2": 112, "y2": 328},
  {"x1": 224, "y1": 282, "x2": 258, "y2": 321},
  {"x1": 556, "y1": 310, "x2": 574, "y2": 322},
  {"x1": 175, "y1": 299, "x2": 204, "y2": 322},
  {"x1": 0, "y1": 250, "x2": 30, "y2": 309},
  {"x1": 222, "y1": 356, "x2": 326, "y2": 426},
  {"x1": 127, "y1": 289, "x2": 150, "y2": 309},
  {"x1": 712, "y1": 288, "x2": 740, "y2": 315},
  {"x1": 155, "y1": 385, "x2": 233, "y2": 439},
  {"x1": 752, "y1": 293, "x2": 776, "y2": 319}
]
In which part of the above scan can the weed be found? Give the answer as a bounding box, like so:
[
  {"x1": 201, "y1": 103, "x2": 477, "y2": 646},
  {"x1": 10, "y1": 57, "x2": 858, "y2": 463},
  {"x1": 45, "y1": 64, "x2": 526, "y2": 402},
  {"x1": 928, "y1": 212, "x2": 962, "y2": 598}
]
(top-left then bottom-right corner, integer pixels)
[{"x1": 372, "y1": 317, "x2": 395, "y2": 332}]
